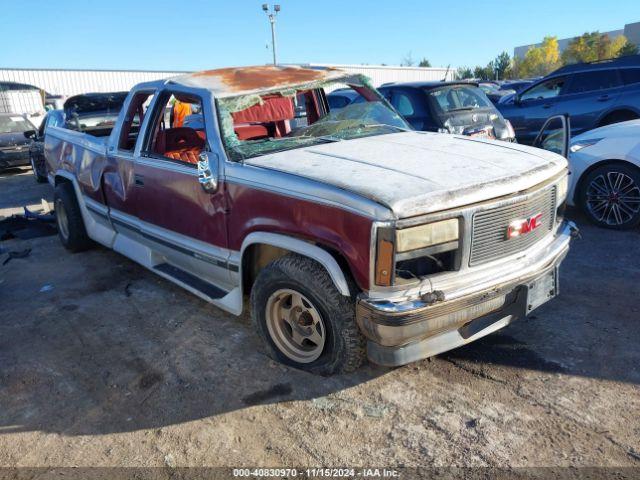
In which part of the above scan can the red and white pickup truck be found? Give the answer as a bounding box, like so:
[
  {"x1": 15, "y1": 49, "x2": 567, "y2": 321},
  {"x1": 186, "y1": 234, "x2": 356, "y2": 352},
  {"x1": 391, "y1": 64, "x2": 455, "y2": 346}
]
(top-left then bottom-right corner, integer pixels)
[{"x1": 44, "y1": 66, "x2": 576, "y2": 375}]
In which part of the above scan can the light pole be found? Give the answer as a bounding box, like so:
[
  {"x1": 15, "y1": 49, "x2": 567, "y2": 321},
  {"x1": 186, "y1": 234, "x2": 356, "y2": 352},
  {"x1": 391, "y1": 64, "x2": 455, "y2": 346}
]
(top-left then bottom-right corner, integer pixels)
[{"x1": 262, "y1": 4, "x2": 280, "y2": 66}]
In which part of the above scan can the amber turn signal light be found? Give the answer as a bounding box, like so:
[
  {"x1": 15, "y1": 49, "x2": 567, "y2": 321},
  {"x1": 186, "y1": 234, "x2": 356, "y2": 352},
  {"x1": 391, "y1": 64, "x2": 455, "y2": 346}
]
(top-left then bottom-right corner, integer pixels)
[{"x1": 375, "y1": 230, "x2": 395, "y2": 286}]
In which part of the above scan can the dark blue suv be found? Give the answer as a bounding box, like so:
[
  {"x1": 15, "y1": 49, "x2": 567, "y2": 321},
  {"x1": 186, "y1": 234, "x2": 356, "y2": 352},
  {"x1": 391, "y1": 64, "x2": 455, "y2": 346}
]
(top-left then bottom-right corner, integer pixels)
[{"x1": 498, "y1": 55, "x2": 640, "y2": 145}]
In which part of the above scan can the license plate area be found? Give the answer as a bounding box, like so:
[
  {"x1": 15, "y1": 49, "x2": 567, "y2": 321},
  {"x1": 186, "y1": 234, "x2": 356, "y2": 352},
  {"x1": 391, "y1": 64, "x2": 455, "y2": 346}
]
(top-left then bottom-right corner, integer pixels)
[{"x1": 526, "y1": 268, "x2": 558, "y2": 314}]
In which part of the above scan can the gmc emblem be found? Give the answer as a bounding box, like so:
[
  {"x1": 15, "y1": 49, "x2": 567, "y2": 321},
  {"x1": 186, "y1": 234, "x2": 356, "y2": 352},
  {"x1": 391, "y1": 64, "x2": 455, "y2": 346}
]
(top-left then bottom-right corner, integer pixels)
[{"x1": 507, "y1": 213, "x2": 543, "y2": 239}]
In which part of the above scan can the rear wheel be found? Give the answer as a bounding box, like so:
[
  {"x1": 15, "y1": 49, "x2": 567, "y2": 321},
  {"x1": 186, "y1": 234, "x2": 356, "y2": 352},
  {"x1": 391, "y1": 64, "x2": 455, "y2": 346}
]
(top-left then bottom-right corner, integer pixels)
[
  {"x1": 250, "y1": 253, "x2": 365, "y2": 375},
  {"x1": 54, "y1": 182, "x2": 93, "y2": 251},
  {"x1": 579, "y1": 164, "x2": 640, "y2": 229}
]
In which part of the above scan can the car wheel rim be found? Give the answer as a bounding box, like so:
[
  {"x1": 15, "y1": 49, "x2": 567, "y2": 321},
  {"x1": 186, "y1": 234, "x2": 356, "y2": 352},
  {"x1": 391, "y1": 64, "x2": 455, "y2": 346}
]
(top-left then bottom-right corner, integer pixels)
[
  {"x1": 586, "y1": 171, "x2": 640, "y2": 226},
  {"x1": 56, "y1": 198, "x2": 70, "y2": 240},
  {"x1": 265, "y1": 288, "x2": 326, "y2": 364}
]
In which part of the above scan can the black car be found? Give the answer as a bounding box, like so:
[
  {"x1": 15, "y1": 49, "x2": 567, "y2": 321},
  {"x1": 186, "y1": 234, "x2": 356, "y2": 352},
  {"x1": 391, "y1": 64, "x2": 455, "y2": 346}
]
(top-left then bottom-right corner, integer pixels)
[
  {"x1": 25, "y1": 109, "x2": 65, "y2": 182},
  {"x1": 378, "y1": 81, "x2": 516, "y2": 141},
  {"x1": 498, "y1": 55, "x2": 640, "y2": 145},
  {"x1": 0, "y1": 113, "x2": 36, "y2": 171}
]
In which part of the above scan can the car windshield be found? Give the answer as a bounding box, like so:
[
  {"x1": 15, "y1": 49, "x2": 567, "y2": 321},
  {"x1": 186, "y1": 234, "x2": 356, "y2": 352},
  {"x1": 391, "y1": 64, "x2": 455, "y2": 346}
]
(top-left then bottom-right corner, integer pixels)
[
  {"x1": 427, "y1": 85, "x2": 493, "y2": 114},
  {"x1": 219, "y1": 83, "x2": 410, "y2": 161},
  {"x1": 0, "y1": 115, "x2": 33, "y2": 133}
]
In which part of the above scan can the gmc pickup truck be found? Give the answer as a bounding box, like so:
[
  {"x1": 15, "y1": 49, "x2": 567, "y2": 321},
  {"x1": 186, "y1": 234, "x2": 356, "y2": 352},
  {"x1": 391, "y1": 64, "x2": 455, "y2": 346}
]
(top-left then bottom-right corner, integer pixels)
[{"x1": 44, "y1": 66, "x2": 576, "y2": 375}]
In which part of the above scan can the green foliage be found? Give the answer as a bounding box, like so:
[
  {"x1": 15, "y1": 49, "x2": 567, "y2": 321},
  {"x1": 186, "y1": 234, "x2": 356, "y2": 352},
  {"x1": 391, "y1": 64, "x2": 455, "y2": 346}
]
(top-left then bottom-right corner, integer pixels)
[
  {"x1": 457, "y1": 66, "x2": 473, "y2": 79},
  {"x1": 418, "y1": 58, "x2": 431, "y2": 67},
  {"x1": 493, "y1": 51, "x2": 511, "y2": 80},
  {"x1": 562, "y1": 32, "x2": 629, "y2": 64},
  {"x1": 618, "y1": 39, "x2": 639, "y2": 57}
]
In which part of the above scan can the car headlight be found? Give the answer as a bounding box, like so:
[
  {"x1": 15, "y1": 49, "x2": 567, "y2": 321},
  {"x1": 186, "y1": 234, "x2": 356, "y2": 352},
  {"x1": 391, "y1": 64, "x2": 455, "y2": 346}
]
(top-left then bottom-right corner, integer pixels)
[
  {"x1": 569, "y1": 138, "x2": 602, "y2": 153},
  {"x1": 396, "y1": 219, "x2": 459, "y2": 253},
  {"x1": 556, "y1": 174, "x2": 569, "y2": 204}
]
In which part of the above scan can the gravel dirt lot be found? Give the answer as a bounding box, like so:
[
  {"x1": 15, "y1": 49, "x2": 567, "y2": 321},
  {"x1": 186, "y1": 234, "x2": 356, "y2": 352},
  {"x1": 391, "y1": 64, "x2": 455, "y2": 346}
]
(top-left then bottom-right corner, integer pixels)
[{"x1": 0, "y1": 168, "x2": 639, "y2": 472}]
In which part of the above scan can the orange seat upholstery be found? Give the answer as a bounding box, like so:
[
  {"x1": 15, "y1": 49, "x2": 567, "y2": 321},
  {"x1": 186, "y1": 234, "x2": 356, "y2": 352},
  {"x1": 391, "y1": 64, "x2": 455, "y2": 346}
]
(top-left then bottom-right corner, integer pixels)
[
  {"x1": 164, "y1": 147, "x2": 201, "y2": 164},
  {"x1": 155, "y1": 127, "x2": 205, "y2": 164}
]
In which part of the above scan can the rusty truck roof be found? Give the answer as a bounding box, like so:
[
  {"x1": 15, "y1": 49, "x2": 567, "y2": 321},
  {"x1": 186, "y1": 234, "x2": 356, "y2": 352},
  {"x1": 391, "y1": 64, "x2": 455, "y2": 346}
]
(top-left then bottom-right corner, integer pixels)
[{"x1": 169, "y1": 65, "x2": 361, "y2": 98}]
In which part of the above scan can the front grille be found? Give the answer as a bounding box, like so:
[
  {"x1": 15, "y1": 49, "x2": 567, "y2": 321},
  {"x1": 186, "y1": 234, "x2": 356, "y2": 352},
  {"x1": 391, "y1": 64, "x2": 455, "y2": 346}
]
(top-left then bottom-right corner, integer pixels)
[{"x1": 470, "y1": 186, "x2": 556, "y2": 266}]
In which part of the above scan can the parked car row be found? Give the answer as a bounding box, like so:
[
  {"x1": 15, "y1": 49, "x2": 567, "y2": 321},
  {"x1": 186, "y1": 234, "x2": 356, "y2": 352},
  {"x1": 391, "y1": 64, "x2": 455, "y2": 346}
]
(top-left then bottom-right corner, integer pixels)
[{"x1": 497, "y1": 55, "x2": 640, "y2": 144}]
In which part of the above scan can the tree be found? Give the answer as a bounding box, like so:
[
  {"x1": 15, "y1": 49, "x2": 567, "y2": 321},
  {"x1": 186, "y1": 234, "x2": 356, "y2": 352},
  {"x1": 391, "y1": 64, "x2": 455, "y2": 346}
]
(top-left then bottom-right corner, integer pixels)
[
  {"x1": 400, "y1": 52, "x2": 414, "y2": 67},
  {"x1": 473, "y1": 63, "x2": 494, "y2": 81},
  {"x1": 518, "y1": 36, "x2": 560, "y2": 77},
  {"x1": 562, "y1": 32, "x2": 630, "y2": 64},
  {"x1": 418, "y1": 58, "x2": 431, "y2": 68},
  {"x1": 457, "y1": 66, "x2": 473, "y2": 79},
  {"x1": 618, "y1": 40, "x2": 639, "y2": 57},
  {"x1": 493, "y1": 51, "x2": 511, "y2": 80}
]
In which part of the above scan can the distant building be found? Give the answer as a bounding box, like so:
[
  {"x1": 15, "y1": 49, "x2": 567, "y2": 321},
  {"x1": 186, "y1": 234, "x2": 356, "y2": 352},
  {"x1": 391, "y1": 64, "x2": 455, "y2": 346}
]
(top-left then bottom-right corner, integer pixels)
[
  {"x1": 514, "y1": 21, "x2": 640, "y2": 59},
  {"x1": 0, "y1": 64, "x2": 457, "y2": 99}
]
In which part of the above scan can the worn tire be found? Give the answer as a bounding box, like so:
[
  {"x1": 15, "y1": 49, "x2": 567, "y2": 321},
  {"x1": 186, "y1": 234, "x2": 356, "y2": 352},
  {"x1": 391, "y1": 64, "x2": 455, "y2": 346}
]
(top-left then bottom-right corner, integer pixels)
[
  {"x1": 54, "y1": 182, "x2": 93, "y2": 252},
  {"x1": 579, "y1": 163, "x2": 640, "y2": 230},
  {"x1": 250, "y1": 253, "x2": 365, "y2": 375}
]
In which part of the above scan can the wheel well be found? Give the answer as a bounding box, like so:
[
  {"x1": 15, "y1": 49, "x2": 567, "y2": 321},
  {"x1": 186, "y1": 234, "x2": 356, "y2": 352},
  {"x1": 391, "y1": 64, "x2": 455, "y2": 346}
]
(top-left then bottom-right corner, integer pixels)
[
  {"x1": 241, "y1": 242, "x2": 357, "y2": 297},
  {"x1": 574, "y1": 160, "x2": 640, "y2": 203},
  {"x1": 598, "y1": 109, "x2": 639, "y2": 127},
  {"x1": 54, "y1": 174, "x2": 72, "y2": 186}
]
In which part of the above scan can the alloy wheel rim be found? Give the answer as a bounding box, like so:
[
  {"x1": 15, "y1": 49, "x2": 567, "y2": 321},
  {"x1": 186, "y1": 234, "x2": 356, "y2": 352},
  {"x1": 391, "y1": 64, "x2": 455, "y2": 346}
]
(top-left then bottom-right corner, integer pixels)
[
  {"x1": 56, "y1": 198, "x2": 70, "y2": 240},
  {"x1": 265, "y1": 288, "x2": 326, "y2": 363},
  {"x1": 586, "y1": 171, "x2": 640, "y2": 226}
]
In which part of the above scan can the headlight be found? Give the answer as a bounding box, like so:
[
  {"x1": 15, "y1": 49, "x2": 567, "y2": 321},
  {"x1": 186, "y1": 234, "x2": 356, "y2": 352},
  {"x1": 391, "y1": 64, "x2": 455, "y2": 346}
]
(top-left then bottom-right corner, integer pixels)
[
  {"x1": 569, "y1": 138, "x2": 602, "y2": 153},
  {"x1": 396, "y1": 219, "x2": 459, "y2": 253},
  {"x1": 556, "y1": 174, "x2": 569, "y2": 204}
]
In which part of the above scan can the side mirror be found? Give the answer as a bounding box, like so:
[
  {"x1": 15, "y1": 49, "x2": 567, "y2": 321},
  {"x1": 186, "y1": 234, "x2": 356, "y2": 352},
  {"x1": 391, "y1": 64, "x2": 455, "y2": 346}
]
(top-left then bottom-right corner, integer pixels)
[
  {"x1": 197, "y1": 151, "x2": 219, "y2": 193},
  {"x1": 24, "y1": 130, "x2": 37, "y2": 140},
  {"x1": 513, "y1": 94, "x2": 521, "y2": 105}
]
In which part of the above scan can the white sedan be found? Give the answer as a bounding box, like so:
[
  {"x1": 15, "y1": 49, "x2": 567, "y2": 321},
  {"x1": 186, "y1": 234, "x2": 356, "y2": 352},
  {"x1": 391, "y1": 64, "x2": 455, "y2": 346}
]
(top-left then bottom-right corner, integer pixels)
[{"x1": 567, "y1": 120, "x2": 640, "y2": 229}]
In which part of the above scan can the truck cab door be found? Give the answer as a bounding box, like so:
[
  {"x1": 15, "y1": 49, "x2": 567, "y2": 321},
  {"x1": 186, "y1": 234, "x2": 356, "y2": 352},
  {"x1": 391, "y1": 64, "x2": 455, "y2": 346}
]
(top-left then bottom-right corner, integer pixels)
[
  {"x1": 532, "y1": 114, "x2": 570, "y2": 158},
  {"x1": 128, "y1": 87, "x2": 233, "y2": 292},
  {"x1": 103, "y1": 90, "x2": 157, "y2": 216}
]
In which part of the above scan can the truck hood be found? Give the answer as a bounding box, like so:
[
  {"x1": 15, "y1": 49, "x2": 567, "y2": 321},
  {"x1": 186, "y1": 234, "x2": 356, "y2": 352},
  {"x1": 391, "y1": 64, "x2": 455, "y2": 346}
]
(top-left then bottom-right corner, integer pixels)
[{"x1": 245, "y1": 131, "x2": 567, "y2": 219}]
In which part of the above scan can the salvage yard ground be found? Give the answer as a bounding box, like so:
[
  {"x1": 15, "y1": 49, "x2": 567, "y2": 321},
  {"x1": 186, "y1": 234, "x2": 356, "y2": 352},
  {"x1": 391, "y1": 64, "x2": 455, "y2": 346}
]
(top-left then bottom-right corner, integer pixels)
[{"x1": 0, "y1": 168, "x2": 639, "y2": 469}]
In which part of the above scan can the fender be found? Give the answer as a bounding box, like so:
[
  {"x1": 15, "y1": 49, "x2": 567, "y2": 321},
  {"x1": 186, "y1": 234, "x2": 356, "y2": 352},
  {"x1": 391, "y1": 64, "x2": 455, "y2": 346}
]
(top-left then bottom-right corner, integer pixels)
[
  {"x1": 54, "y1": 170, "x2": 116, "y2": 248},
  {"x1": 239, "y1": 232, "x2": 351, "y2": 297}
]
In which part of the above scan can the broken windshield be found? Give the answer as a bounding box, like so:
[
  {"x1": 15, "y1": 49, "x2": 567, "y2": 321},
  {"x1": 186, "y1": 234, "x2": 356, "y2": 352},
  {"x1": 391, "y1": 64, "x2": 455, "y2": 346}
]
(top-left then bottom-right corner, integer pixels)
[{"x1": 217, "y1": 80, "x2": 411, "y2": 162}]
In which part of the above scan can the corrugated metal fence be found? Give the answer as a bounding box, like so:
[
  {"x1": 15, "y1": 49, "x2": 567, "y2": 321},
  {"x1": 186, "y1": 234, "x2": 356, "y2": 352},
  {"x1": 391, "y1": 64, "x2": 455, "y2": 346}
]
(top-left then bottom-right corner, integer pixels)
[
  {"x1": 0, "y1": 65, "x2": 457, "y2": 97},
  {"x1": 0, "y1": 69, "x2": 185, "y2": 97}
]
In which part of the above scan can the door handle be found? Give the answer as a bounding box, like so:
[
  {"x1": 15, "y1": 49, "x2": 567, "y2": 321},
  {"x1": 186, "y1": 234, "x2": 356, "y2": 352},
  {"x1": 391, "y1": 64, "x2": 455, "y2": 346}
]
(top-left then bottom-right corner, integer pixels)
[
  {"x1": 597, "y1": 95, "x2": 610, "y2": 102},
  {"x1": 134, "y1": 174, "x2": 144, "y2": 186},
  {"x1": 542, "y1": 103, "x2": 552, "y2": 109}
]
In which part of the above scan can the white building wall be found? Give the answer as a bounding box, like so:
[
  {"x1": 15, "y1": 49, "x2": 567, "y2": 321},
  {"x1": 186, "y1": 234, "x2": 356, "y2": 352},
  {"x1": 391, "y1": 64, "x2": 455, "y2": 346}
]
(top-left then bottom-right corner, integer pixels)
[
  {"x1": 0, "y1": 69, "x2": 185, "y2": 97},
  {"x1": 0, "y1": 65, "x2": 457, "y2": 98},
  {"x1": 304, "y1": 64, "x2": 457, "y2": 85}
]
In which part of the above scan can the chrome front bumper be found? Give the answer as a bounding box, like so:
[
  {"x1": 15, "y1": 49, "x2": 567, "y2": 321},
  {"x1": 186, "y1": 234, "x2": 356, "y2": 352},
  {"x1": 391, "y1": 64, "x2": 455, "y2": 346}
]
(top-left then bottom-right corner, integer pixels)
[{"x1": 356, "y1": 220, "x2": 576, "y2": 367}]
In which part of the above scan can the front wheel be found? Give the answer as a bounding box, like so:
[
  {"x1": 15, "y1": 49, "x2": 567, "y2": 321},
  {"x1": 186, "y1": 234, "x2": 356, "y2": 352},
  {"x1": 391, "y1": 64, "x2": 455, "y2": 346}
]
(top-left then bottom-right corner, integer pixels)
[
  {"x1": 580, "y1": 164, "x2": 640, "y2": 229},
  {"x1": 54, "y1": 182, "x2": 93, "y2": 251},
  {"x1": 250, "y1": 253, "x2": 365, "y2": 375}
]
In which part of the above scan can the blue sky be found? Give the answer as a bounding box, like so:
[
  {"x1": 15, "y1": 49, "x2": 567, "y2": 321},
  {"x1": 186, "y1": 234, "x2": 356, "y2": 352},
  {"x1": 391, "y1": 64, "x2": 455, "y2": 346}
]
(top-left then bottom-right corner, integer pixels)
[{"x1": 0, "y1": 0, "x2": 636, "y2": 71}]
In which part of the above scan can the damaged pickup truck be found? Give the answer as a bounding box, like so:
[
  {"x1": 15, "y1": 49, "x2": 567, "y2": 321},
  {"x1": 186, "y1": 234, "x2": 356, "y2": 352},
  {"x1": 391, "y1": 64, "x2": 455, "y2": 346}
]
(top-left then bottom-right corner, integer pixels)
[{"x1": 44, "y1": 66, "x2": 576, "y2": 374}]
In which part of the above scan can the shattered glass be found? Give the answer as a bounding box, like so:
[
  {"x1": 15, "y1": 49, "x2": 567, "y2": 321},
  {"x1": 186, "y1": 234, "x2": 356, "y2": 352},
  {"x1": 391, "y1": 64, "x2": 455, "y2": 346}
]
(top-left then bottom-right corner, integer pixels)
[{"x1": 215, "y1": 75, "x2": 411, "y2": 161}]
